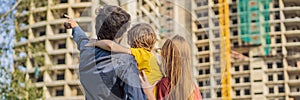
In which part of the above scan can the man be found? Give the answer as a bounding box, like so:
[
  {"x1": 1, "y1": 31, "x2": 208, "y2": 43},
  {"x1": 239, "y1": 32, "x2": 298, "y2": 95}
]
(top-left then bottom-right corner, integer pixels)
[{"x1": 65, "y1": 5, "x2": 146, "y2": 100}]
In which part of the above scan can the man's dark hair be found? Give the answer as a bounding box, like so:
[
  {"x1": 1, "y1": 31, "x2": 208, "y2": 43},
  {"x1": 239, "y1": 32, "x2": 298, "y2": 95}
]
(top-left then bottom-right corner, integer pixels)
[{"x1": 95, "y1": 5, "x2": 131, "y2": 40}]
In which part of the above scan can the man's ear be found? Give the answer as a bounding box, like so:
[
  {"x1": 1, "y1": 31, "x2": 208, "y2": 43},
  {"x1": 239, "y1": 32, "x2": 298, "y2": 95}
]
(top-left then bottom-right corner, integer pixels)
[{"x1": 114, "y1": 34, "x2": 124, "y2": 43}]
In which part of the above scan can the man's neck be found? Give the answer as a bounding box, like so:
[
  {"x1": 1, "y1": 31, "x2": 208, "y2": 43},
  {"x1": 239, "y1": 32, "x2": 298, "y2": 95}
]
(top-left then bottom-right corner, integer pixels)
[{"x1": 113, "y1": 38, "x2": 122, "y2": 44}]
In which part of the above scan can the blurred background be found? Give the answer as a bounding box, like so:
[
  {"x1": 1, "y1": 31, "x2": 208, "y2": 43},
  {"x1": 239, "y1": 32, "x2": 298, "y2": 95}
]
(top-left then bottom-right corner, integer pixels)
[{"x1": 1, "y1": 0, "x2": 300, "y2": 100}]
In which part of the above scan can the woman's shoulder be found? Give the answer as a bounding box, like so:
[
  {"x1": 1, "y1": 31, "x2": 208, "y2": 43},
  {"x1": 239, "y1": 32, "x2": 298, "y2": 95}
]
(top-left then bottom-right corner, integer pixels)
[
  {"x1": 156, "y1": 77, "x2": 170, "y2": 91},
  {"x1": 158, "y1": 77, "x2": 169, "y2": 84}
]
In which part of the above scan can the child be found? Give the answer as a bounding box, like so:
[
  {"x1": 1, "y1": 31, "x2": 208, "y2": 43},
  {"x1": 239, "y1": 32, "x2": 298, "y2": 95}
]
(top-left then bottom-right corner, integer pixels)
[{"x1": 85, "y1": 23, "x2": 162, "y2": 86}]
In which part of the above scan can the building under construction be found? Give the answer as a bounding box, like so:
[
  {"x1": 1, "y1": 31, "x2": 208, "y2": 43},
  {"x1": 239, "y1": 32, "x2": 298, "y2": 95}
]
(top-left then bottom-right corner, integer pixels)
[
  {"x1": 193, "y1": 0, "x2": 300, "y2": 100},
  {"x1": 13, "y1": 0, "x2": 161, "y2": 99},
  {"x1": 13, "y1": 0, "x2": 300, "y2": 100}
]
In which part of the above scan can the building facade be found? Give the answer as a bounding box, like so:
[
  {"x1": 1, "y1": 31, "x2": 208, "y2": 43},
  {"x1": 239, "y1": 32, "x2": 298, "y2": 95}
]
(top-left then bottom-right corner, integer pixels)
[
  {"x1": 193, "y1": 0, "x2": 300, "y2": 100},
  {"x1": 14, "y1": 0, "x2": 161, "y2": 99},
  {"x1": 14, "y1": 0, "x2": 300, "y2": 99}
]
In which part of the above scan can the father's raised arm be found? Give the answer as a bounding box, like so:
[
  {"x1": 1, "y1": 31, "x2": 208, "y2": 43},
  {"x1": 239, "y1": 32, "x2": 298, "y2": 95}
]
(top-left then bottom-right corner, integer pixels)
[
  {"x1": 64, "y1": 16, "x2": 88, "y2": 50},
  {"x1": 71, "y1": 26, "x2": 88, "y2": 50}
]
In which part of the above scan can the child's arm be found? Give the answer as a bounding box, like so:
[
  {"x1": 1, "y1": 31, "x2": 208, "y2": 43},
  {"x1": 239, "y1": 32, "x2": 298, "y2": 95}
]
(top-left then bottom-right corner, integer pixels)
[{"x1": 85, "y1": 40, "x2": 131, "y2": 54}]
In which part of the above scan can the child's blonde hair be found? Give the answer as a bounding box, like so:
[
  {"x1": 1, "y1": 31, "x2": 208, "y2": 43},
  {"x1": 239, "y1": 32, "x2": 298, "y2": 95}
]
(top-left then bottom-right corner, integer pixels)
[{"x1": 127, "y1": 23, "x2": 156, "y2": 51}]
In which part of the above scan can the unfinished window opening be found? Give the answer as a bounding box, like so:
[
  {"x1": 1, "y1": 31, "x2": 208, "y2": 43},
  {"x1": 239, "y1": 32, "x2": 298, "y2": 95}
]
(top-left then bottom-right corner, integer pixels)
[
  {"x1": 235, "y1": 90, "x2": 240, "y2": 96},
  {"x1": 244, "y1": 77, "x2": 250, "y2": 82},
  {"x1": 215, "y1": 21, "x2": 219, "y2": 26},
  {"x1": 267, "y1": 62, "x2": 273, "y2": 69},
  {"x1": 29, "y1": 73, "x2": 43, "y2": 82},
  {"x1": 278, "y1": 86, "x2": 284, "y2": 93},
  {"x1": 216, "y1": 79, "x2": 221, "y2": 85},
  {"x1": 57, "y1": 73, "x2": 65, "y2": 80},
  {"x1": 56, "y1": 89, "x2": 64, "y2": 96},
  {"x1": 197, "y1": 24, "x2": 202, "y2": 29},
  {"x1": 215, "y1": 44, "x2": 220, "y2": 49},
  {"x1": 198, "y1": 81, "x2": 203, "y2": 86},
  {"x1": 214, "y1": 30, "x2": 220, "y2": 38},
  {"x1": 52, "y1": 54, "x2": 65, "y2": 65},
  {"x1": 60, "y1": 0, "x2": 68, "y2": 3},
  {"x1": 78, "y1": 0, "x2": 91, "y2": 2},
  {"x1": 33, "y1": 11, "x2": 47, "y2": 22},
  {"x1": 268, "y1": 74, "x2": 273, "y2": 81},
  {"x1": 235, "y1": 77, "x2": 240, "y2": 83},
  {"x1": 52, "y1": 70, "x2": 65, "y2": 80},
  {"x1": 217, "y1": 91, "x2": 221, "y2": 97},
  {"x1": 269, "y1": 87, "x2": 274, "y2": 93},
  {"x1": 231, "y1": 6, "x2": 237, "y2": 13},
  {"x1": 17, "y1": 16, "x2": 29, "y2": 27},
  {"x1": 197, "y1": 1, "x2": 202, "y2": 7},
  {"x1": 70, "y1": 85, "x2": 84, "y2": 96},
  {"x1": 198, "y1": 58, "x2": 203, "y2": 63},
  {"x1": 275, "y1": 12, "x2": 280, "y2": 19},
  {"x1": 273, "y1": 2, "x2": 279, "y2": 8},
  {"x1": 198, "y1": 46, "x2": 202, "y2": 52},
  {"x1": 205, "y1": 57, "x2": 210, "y2": 62},
  {"x1": 214, "y1": 9, "x2": 219, "y2": 15},
  {"x1": 232, "y1": 19, "x2": 238, "y2": 25},
  {"x1": 233, "y1": 41, "x2": 239, "y2": 47},
  {"x1": 276, "y1": 36, "x2": 281, "y2": 43},
  {"x1": 278, "y1": 74, "x2": 284, "y2": 80},
  {"x1": 35, "y1": 1, "x2": 48, "y2": 8},
  {"x1": 205, "y1": 68, "x2": 210, "y2": 74},
  {"x1": 215, "y1": 67, "x2": 221, "y2": 73},
  {"x1": 277, "y1": 62, "x2": 283, "y2": 68},
  {"x1": 203, "y1": 11, "x2": 208, "y2": 17},
  {"x1": 214, "y1": 0, "x2": 218, "y2": 4},
  {"x1": 243, "y1": 64, "x2": 249, "y2": 71},
  {"x1": 51, "y1": 24, "x2": 66, "y2": 34},
  {"x1": 234, "y1": 65, "x2": 240, "y2": 71},
  {"x1": 244, "y1": 89, "x2": 250, "y2": 95},
  {"x1": 37, "y1": 75, "x2": 44, "y2": 82},
  {"x1": 32, "y1": 26, "x2": 46, "y2": 37},
  {"x1": 199, "y1": 69, "x2": 203, "y2": 75},
  {"x1": 51, "y1": 39, "x2": 67, "y2": 50},
  {"x1": 233, "y1": 30, "x2": 238, "y2": 36},
  {"x1": 51, "y1": 8, "x2": 68, "y2": 19}
]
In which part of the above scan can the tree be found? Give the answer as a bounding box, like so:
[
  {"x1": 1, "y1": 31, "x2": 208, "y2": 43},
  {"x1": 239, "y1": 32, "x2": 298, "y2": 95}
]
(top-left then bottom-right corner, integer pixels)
[
  {"x1": 1, "y1": 67, "x2": 43, "y2": 99},
  {"x1": 0, "y1": 0, "x2": 43, "y2": 99}
]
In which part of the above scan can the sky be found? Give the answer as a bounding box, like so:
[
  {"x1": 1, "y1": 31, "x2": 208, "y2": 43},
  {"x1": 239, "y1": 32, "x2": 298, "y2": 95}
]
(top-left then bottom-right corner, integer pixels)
[{"x1": 0, "y1": 0, "x2": 16, "y2": 97}]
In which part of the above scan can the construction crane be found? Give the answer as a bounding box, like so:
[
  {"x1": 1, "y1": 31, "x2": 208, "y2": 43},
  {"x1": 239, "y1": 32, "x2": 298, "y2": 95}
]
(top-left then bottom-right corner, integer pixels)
[{"x1": 218, "y1": 0, "x2": 232, "y2": 100}]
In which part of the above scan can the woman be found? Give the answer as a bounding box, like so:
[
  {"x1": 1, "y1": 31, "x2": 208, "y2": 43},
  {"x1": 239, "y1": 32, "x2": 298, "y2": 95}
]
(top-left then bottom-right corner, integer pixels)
[{"x1": 140, "y1": 35, "x2": 202, "y2": 100}]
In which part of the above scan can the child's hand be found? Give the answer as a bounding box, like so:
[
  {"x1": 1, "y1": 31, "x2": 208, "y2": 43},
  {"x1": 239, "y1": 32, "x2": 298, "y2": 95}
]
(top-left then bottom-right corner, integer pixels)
[
  {"x1": 139, "y1": 70, "x2": 157, "y2": 100},
  {"x1": 85, "y1": 39, "x2": 98, "y2": 47}
]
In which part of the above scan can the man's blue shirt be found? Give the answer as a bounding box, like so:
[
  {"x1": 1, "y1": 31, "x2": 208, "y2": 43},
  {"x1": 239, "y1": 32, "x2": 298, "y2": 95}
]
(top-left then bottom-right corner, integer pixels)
[{"x1": 71, "y1": 26, "x2": 146, "y2": 100}]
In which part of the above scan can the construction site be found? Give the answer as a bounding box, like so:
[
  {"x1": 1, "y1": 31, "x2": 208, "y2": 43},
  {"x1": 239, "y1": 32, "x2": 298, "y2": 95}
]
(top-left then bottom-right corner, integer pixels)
[{"x1": 12, "y1": 0, "x2": 300, "y2": 100}]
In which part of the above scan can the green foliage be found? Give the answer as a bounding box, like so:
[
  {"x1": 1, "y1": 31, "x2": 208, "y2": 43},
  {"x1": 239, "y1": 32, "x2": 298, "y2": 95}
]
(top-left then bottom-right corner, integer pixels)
[
  {"x1": 1, "y1": 68, "x2": 43, "y2": 99},
  {"x1": 29, "y1": 42, "x2": 46, "y2": 53},
  {"x1": 15, "y1": 29, "x2": 28, "y2": 41},
  {"x1": 17, "y1": 0, "x2": 31, "y2": 13},
  {"x1": 34, "y1": 0, "x2": 48, "y2": 8},
  {"x1": 31, "y1": 55, "x2": 45, "y2": 67}
]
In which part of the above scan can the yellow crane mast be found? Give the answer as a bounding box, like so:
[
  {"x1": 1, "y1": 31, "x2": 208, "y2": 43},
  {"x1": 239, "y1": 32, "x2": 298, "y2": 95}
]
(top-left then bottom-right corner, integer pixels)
[{"x1": 218, "y1": 0, "x2": 232, "y2": 100}]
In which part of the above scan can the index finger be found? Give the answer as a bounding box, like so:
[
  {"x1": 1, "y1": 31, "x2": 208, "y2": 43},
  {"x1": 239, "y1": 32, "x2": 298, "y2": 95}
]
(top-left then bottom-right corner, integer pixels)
[{"x1": 64, "y1": 14, "x2": 70, "y2": 19}]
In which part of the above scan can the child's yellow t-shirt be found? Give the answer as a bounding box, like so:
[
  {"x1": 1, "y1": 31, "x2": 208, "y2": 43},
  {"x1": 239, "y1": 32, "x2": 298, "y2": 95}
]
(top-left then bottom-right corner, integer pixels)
[
  {"x1": 130, "y1": 48, "x2": 163, "y2": 85},
  {"x1": 130, "y1": 48, "x2": 162, "y2": 96}
]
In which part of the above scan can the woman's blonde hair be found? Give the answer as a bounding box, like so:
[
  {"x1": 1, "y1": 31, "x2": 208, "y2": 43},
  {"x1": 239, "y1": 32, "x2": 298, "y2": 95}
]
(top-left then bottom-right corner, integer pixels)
[
  {"x1": 161, "y1": 35, "x2": 196, "y2": 100},
  {"x1": 127, "y1": 23, "x2": 156, "y2": 51}
]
